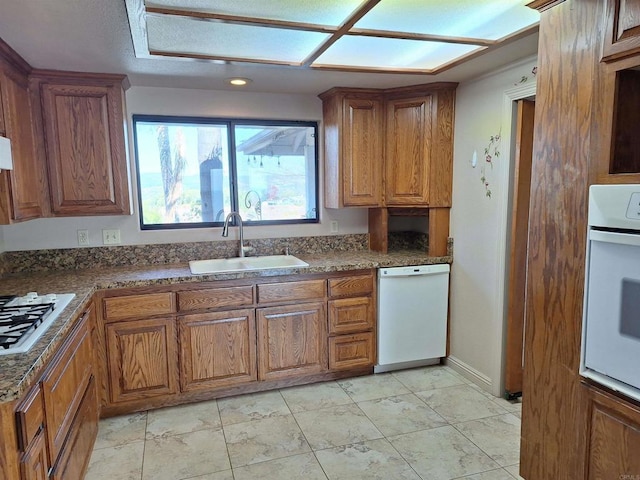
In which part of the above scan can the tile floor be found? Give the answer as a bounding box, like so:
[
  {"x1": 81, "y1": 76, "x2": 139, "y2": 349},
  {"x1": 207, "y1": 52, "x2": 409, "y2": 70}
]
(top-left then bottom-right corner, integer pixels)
[{"x1": 86, "y1": 365, "x2": 524, "y2": 480}]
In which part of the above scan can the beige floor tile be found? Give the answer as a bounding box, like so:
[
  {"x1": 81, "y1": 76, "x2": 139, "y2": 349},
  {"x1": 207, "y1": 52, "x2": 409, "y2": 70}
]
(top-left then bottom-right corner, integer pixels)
[
  {"x1": 85, "y1": 441, "x2": 144, "y2": 480},
  {"x1": 315, "y1": 438, "x2": 421, "y2": 480},
  {"x1": 392, "y1": 365, "x2": 466, "y2": 392},
  {"x1": 454, "y1": 414, "x2": 521, "y2": 467},
  {"x1": 504, "y1": 464, "x2": 524, "y2": 479},
  {"x1": 94, "y1": 412, "x2": 147, "y2": 450},
  {"x1": 280, "y1": 380, "x2": 353, "y2": 413},
  {"x1": 233, "y1": 452, "x2": 327, "y2": 480},
  {"x1": 294, "y1": 403, "x2": 383, "y2": 450},
  {"x1": 417, "y1": 385, "x2": 508, "y2": 423},
  {"x1": 218, "y1": 390, "x2": 291, "y2": 426},
  {"x1": 142, "y1": 427, "x2": 230, "y2": 480},
  {"x1": 357, "y1": 393, "x2": 448, "y2": 436},
  {"x1": 389, "y1": 425, "x2": 499, "y2": 480},
  {"x1": 454, "y1": 468, "x2": 519, "y2": 479},
  {"x1": 223, "y1": 414, "x2": 310, "y2": 468},
  {"x1": 182, "y1": 471, "x2": 234, "y2": 480},
  {"x1": 338, "y1": 373, "x2": 410, "y2": 402},
  {"x1": 146, "y1": 399, "x2": 221, "y2": 438}
]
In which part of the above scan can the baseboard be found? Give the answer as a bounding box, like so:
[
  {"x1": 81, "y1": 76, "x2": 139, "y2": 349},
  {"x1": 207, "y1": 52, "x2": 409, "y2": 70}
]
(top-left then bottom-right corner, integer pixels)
[{"x1": 445, "y1": 355, "x2": 493, "y2": 394}]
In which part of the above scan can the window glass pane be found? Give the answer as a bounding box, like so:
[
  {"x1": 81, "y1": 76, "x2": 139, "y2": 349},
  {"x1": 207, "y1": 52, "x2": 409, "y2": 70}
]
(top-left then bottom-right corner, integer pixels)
[
  {"x1": 134, "y1": 118, "x2": 232, "y2": 227},
  {"x1": 133, "y1": 116, "x2": 318, "y2": 229},
  {"x1": 235, "y1": 124, "x2": 317, "y2": 222}
]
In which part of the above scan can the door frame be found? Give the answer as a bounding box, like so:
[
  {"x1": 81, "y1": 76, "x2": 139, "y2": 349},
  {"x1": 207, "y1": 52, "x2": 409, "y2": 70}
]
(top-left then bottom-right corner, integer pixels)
[{"x1": 492, "y1": 81, "x2": 537, "y2": 397}]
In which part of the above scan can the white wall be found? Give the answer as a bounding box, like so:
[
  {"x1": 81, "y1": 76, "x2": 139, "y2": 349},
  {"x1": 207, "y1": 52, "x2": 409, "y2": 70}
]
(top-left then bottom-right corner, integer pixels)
[
  {"x1": 0, "y1": 87, "x2": 368, "y2": 251},
  {"x1": 447, "y1": 56, "x2": 537, "y2": 395}
]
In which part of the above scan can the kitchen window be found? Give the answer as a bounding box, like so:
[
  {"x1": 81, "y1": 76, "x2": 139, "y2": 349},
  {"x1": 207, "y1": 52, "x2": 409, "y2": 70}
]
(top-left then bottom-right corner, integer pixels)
[{"x1": 132, "y1": 115, "x2": 319, "y2": 230}]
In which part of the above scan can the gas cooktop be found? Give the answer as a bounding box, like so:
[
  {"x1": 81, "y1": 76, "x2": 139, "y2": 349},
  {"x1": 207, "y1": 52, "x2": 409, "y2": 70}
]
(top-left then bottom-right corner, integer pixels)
[{"x1": 0, "y1": 293, "x2": 75, "y2": 355}]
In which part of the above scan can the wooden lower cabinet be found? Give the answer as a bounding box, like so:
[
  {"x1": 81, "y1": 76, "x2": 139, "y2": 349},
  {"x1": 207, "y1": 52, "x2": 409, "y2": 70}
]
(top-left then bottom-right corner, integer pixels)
[
  {"x1": 257, "y1": 302, "x2": 327, "y2": 381},
  {"x1": 105, "y1": 317, "x2": 178, "y2": 403},
  {"x1": 585, "y1": 385, "x2": 640, "y2": 479},
  {"x1": 41, "y1": 310, "x2": 94, "y2": 466},
  {"x1": 19, "y1": 428, "x2": 48, "y2": 480},
  {"x1": 329, "y1": 332, "x2": 375, "y2": 371},
  {"x1": 98, "y1": 271, "x2": 377, "y2": 413},
  {"x1": 179, "y1": 309, "x2": 257, "y2": 392},
  {"x1": 49, "y1": 376, "x2": 98, "y2": 480}
]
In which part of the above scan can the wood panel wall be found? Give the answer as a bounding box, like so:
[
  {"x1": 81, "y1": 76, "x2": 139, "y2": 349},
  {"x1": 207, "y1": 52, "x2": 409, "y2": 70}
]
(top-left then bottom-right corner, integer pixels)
[{"x1": 521, "y1": 0, "x2": 602, "y2": 478}]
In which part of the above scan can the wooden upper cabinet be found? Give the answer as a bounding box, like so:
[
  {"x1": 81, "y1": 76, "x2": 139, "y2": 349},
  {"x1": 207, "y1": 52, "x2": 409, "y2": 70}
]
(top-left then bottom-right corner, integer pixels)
[
  {"x1": 0, "y1": 61, "x2": 48, "y2": 223},
  {"x1": 36, "y1": 73, "x2": 130, "y2": 216},
  {"x1": 602, "y1": 0, "x2": 640, "y2": 61},
  {"x1": 385, "y1": 96, "x2": 432, "y2": 205},
  {"x1": 319, "y1": 89, "x2": 383, "y2": 208},
  {"x1": 319, "y1": 83, "x2": 455, "y2": 209},
  {"x1": 385, "y1": 86, "x2": 456, "y2": 207}
]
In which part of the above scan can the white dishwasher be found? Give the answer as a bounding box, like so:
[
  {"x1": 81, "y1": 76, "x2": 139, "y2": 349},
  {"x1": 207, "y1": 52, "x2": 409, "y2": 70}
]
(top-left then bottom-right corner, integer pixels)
[{"x1": 375, "y1": 264, "x2": 450, "y2": 373}]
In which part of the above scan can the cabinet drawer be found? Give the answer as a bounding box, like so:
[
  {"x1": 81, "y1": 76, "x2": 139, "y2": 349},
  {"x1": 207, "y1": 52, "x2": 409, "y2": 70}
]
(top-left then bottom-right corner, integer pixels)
[
  {"x1": 329, "y1": 332, "x2": 375, "y2": 371},
  {"x1": 50, "y1": 376, "x2": 98, "y2": 480},
  {"x1": 15, "y1": 385, "x2": 44, "y2": 451},
  {"x1": 328, "y1": 274, "x2": 374, "y2": 298},
  {"x1": 42, "y1": 315, "x2": 93, "y2": 465},
  {"x1": 328, "y1": 297, "x2": 374, "y2": 335},
  {"x1": 103, "y1": 292, "x2": 175, "y2": 322},
  {"x1": 178, "y1": 286, "x2": 254, "y2": 312},
  {"x1": 258, "y1": 279, "x2": 326, "y2": 304}
]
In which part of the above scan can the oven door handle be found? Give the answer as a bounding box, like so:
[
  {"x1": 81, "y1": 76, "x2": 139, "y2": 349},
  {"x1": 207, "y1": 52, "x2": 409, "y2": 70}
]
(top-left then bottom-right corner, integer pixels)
[{"x1": 590, "y1": 229, "x2": 640, "y2": 246}]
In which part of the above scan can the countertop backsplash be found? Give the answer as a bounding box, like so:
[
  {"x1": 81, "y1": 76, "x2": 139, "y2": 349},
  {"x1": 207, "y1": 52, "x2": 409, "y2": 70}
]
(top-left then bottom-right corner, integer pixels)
[
  {"x1": 1, "y1": 234, "x2": 369, "y2": 275},
  {"x1": 0, "y1": 232, "x2": 442, "y2": 277}
]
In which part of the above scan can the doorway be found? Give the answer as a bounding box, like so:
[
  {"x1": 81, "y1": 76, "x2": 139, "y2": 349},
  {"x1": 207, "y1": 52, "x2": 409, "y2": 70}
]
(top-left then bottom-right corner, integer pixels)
[{"x1": 503, "y1": 98, "x2": 535, "y2": 399}]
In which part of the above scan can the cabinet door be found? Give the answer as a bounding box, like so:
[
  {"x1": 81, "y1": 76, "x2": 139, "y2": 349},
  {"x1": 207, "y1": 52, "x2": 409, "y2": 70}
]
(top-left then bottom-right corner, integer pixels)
[
  {"x1": 178, "y1": 309, "x2": 257, "y2": 392},
  {"x1": 41, "y1": 313, "x2": 93, "y2": 466},
  {"x1": 257, "y1": 302, "x2": 327, "y2": 381},
  {"x1": 385, "y1": 96, "x2": 432, "y2": 205},
  {"x1": 586, "y1": 386, "x2": 640, "y2": 479},
  {"x1": 19, "y1": 427, "x2": 49, "y2": 480},
  {"x1": 0, "y1": 67, "x2": 46, "y2": 223},
  {"x1": 329, "y1": 332, "x2": 375, "y2": 371},
  {"x1": 105, "y1": 317, "x2": 178, "y2": 403},
  {"x1": 328, "y1": 297, "x2": 374, "y2": 335},
  {"x1": 602, "y1": 0, "x2": 640, "y2": 61},
  {"x1": 40, "y1": 81, "x2": 130, "y2": 215},
  {"x1": 341, "y1": 97, "x2": 383, "y2": 206}
]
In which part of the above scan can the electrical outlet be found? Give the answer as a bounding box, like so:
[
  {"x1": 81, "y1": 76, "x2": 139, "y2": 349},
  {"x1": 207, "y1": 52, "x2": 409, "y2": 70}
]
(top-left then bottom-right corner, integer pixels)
[
  {"x1": 102, "y1": 229, "x2": 121, "y2": 245},
  {"x1": 77, "y1": 229, "x2": 89, "y2": 246},
  {"x1": 330, "y1": 220, "x2": 339, "y2": 233}
]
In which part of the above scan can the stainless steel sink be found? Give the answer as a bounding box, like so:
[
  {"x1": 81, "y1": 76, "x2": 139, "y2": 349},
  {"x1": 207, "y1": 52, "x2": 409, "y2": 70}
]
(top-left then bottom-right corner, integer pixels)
[{"x1": 189, "y1": 255, "x2": 309, "y2": 275}]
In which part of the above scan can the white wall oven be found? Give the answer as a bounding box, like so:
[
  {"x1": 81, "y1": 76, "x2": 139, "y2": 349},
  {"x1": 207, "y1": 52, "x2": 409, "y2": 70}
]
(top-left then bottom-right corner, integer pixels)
[{"x1": 581, "y1": 185, "x2": 640, "y2": 402}]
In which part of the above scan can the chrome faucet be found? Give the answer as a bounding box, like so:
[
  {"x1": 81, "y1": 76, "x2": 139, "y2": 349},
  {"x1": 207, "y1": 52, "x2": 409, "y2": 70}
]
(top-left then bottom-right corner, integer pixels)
[{"x1": 222, "y1": 211, "x2": 248, "y2": 257}]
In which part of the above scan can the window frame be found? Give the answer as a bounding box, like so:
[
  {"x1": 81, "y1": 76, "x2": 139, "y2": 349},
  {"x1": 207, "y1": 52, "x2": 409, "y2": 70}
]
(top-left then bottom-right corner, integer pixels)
[{"x1": 132, "y1": 114, "x2": 320, "y2": 231}]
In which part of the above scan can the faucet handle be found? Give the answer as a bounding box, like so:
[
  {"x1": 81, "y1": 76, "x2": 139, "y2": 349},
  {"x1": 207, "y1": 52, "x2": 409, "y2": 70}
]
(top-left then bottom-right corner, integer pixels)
[
  {"x1": 242, "y1": 245, "x2": 254, "y2": 256},
  {"x1": 285, "y1": 245, "x2": 290, "y2": 256}
]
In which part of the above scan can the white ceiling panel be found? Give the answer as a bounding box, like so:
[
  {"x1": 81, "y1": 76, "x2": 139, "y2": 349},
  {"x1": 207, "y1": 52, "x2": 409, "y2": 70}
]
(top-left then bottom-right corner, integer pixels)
[
  {"x1": 315, "y1": 36, "x2": 483, "y2": 70},
  {"x1": 146, "y1": 0, "x2": 364, "y2": 26},
  {"x1": 146, "y1": 14, "x2": 329, "y2": 63},
  {"x1": 355, "y1": 0, "x2": 539, "y2": 40}
]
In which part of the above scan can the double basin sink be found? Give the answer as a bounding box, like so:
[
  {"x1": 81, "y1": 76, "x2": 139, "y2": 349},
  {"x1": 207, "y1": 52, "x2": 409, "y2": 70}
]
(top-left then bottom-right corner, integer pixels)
[{"x1": 189, "y1": 255, "x2": 309, "y2": 275}]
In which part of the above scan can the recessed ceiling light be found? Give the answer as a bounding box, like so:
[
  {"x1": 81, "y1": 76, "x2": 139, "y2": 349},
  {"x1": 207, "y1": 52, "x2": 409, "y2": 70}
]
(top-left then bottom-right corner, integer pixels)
[{"x1": 228, "y1": 77, "x2": 252, "y2": 86}]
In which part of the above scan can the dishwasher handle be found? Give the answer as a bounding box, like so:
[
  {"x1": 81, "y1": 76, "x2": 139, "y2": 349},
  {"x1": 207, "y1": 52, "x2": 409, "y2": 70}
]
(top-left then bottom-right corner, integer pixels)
[{"x1": 379, "y1": 264, "x2": 450, "y2": 277}]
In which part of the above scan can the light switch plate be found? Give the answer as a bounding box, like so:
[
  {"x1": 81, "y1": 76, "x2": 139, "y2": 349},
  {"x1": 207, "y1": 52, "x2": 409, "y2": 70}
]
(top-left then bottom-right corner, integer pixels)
[{"x1": 102, "y1": 229, "x2": 121, "y2": 245}]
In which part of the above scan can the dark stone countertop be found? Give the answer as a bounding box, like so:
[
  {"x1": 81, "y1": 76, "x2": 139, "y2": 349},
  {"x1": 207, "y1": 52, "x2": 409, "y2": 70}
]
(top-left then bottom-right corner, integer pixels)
[{"x1": 0, "y1": 250, "x2": 451, "y2": 403}]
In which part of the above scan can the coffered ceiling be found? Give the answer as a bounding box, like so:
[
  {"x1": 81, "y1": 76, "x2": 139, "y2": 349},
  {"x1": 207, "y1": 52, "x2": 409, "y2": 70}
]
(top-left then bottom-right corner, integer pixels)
[
  {"x1": 0, "y1": 0, "x2": 540, "y2": 94},
  {"x1": 127, "y1": 0, "x2": 539, "y2": 74}
]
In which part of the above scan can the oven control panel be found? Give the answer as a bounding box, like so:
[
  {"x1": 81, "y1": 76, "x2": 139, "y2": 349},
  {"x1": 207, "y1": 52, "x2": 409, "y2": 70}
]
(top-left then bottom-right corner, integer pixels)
[{"x1": 626, "y1": 192, "x2": 640, "y2": 220}]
